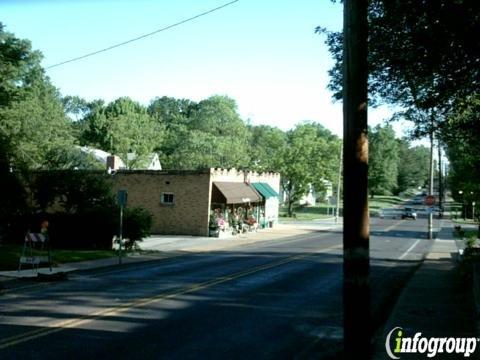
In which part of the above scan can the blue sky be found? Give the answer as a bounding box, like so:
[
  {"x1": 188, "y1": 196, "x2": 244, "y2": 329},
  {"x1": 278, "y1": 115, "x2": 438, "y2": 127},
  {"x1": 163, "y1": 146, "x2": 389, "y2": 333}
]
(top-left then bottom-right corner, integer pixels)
[{"x1": 1, "y1": 0, "x2": 399, "y2": 137}]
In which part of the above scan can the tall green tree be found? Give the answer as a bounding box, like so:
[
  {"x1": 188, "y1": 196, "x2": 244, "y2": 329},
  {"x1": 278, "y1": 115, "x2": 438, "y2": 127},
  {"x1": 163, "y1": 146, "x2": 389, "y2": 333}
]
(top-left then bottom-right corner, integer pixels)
[
  {"x1": 148, "y1": 96, "x2": 198, "y2": 169},
  {"x1": 81, "y1": 97, "x2": 163, "y2": 169},
  {"x1": 155, "y1": 95, "x2": 251, "y2": 170},
  {"x1": 248, "y1": 125, "x2": 286, "y2": 172},
  {"x1": 62, "y1": 95, "x2": 89, "y2": 122},
  {"x1": 189, "y1": 95, "x2": 251, "y2": 169},
  {"x1": 443, "y1": 94, "x2": 480, "y2": 222},
  {"x1": 148, "y1": 96, "x2": 196, "y2": 127},
  {"x1": 318, "y1": 0, "x2": 479, "y2": 134},
  {"x1": 368, "y1": 124, "x2": 398, "y2": 197},
  {"x1": 280, "y1": 122, "x2": 340, "y2": 216},
  {"x1": 396, "y1": 139, "x2": 430, "y2": 194},
  {"x1": 0, "y1": 23, "x2": 75, "y2": 169},
  {"x1": 0, "y1": 23, "x2": 79, "y2": 240}
]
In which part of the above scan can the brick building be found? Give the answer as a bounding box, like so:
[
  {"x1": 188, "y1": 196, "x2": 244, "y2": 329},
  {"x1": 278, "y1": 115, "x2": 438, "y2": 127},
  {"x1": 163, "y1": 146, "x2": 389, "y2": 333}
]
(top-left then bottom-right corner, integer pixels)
[{"x1": 111, "y1": 168, "x2": 280, "y2": 236}]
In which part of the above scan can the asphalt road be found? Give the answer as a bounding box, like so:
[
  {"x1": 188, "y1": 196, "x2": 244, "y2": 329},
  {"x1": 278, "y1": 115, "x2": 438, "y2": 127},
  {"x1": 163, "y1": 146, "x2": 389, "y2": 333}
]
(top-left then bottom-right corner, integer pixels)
[{"x1": 0, "y1": 216, "x2": 436, "y2": 359}]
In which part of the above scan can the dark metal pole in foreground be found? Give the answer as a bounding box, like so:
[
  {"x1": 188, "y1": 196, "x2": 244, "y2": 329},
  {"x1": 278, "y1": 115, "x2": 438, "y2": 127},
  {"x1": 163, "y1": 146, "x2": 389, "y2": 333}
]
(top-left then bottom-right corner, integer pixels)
[
  {"x1": 428, "y1": 129, "x2": 434, "y2": 239},
  {"x1": 343, "y1": 0, "x2": 371, "y2": 357},
  {"x1": 438, "y1": 140, "x2": 443, "y2": 213},
  {"x1": 117, "y1": 190, "x2": 127, "y2": 265}
]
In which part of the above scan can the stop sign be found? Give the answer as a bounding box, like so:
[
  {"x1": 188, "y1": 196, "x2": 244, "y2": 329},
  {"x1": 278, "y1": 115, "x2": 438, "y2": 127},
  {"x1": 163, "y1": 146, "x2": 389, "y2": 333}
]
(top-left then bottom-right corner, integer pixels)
[{"x1": 425, "y1": 195, "x2": 435, "y2": 206}]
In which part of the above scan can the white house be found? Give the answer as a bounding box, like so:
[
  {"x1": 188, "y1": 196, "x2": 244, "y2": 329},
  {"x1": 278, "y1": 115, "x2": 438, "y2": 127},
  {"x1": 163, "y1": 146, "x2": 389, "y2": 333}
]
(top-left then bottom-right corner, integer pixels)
[{"x1": 78, "y1": 146, "x2": 162, "y2": 171}]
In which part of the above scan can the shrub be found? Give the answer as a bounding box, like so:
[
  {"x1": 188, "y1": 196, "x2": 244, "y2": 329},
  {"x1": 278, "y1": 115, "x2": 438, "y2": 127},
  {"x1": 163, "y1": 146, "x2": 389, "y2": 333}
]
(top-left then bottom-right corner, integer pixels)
[
  {"x1": 121, "y1": 207, "x2": 153, "y2": 250},
  {"x1": 6, "y1": 171, "x2": 152, "y2": 251},
  {"x1": 18, "y1": 170, "x2": 119, "y2": 250},
  {"x1": 0, "y1": 167, "x2": 30, "y2": 243},
  {"x1": 30, "y1": 170, "x2": 115, "y2": 213}
]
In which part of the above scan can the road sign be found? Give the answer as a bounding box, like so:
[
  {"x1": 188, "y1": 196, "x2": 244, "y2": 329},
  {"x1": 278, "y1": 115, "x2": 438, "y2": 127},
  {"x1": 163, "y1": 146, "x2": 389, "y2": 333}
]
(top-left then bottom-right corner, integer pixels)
[
  {"x1": 425, "y1": 195, "x2": 435, "y2": 206},
  {"x1": 117, "y1": 190, "x2": 128, "y2": 206}
]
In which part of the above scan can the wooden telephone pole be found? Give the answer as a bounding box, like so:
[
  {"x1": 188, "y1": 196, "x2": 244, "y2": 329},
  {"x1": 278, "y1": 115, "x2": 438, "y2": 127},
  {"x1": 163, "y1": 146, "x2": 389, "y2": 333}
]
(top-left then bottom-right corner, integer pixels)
[{"x1": 343, "y1": 0, "x2": 371, "y2": 357}]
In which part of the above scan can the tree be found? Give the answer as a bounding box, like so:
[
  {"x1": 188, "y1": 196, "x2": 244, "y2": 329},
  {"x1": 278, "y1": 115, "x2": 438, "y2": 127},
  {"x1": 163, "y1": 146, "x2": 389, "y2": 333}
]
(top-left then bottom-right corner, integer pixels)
[
  {"x1": 0, "y1": 23, "x2": 75, "y2": 169},
  {"x1": 396, "y1": 139, "x2": 430, "y2": 194},
  {"x1": 318, "y1": 0, "x2": 479, "y2": 133},
  {"x1": 148, "y1": 97, "x2": 198, "y2": 169},
  {"x1": 280, "y1": 122, "x2": 340, "y2": 216},
  {"x1": 368, "y1": 124, "x2": 398, "y2": 197},
  {"x1": 308, "y1": 123, "x2": 342, "y2": 193},
  {"x1": 148, "y1": 96, "x2": 196, "y2": 127},
  {"x1": 163, "y1": 129, "x2": 221, "y2": 169},
  {"x1": 248, "y1": 125, "x2": 286, "y2": 172},
  {"x1": 443, "y1": 94, "x2": 480, "y2": 224},
  {"x1": 81, "y1": 97, "x2": 163, "y2": 169},
  {"x1": 0, "y1": 23, "x2": 42, "y2": 108},
  {"x1": 62, "y1": 95, "x2": 89, "y2": 122},
  {"x1": 189, "y1": 95, "x2": 251, "y2": 168},
  {"x1": 31, "y1": 171, "x2": 114, "y2": 214},
  {"x1": 155, "y1": 95, "x2": 251, "y2": 170},
  {"x1": 43, "y1": 147, "x2": 105, "y2": 170}
]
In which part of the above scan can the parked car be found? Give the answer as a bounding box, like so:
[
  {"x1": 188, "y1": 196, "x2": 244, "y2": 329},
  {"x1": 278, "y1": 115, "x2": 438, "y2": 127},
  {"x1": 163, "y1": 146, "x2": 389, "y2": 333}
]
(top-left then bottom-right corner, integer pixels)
[{"x1": 401, "y1": 207, "x2": 417, "y2": 220}]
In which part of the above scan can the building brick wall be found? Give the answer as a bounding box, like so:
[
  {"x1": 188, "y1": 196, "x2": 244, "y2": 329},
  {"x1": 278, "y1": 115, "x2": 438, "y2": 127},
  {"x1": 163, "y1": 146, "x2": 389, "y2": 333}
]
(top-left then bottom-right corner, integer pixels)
[{"x1": 112, "y1": 170, "x2": 211, "y2": 236}]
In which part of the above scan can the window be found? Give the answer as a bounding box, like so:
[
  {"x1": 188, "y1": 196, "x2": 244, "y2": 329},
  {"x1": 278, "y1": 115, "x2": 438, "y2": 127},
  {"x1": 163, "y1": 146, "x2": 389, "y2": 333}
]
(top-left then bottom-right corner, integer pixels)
[{"x1": 161, "y1": 192, "x2": 175, "y2": 205}]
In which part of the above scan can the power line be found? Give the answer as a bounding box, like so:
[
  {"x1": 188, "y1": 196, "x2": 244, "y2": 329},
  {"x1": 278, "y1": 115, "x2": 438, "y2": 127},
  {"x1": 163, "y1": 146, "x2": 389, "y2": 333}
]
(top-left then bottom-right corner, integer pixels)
[{"x1": 46, "y1": 0, "x2": 240, "y2": 70}]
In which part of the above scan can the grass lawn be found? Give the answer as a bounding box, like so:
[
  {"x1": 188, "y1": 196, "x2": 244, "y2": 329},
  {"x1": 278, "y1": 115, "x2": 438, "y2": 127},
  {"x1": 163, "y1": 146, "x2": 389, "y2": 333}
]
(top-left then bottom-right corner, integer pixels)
[
  {"x1": 452, "y1": 218, "x2": 479, "y2": 225},
  {"x1": 0, "y1": 244, "x2": 117, "y2": 271},
  {"x1": 280, "y1": 195, "x2": 407, "y2": 220},
  {"x1": 279, "y1": 204, "x2": 338, "y2": 221},
  {"x1": 368, "y1": 195, "x2": 405, "y2": 215}
]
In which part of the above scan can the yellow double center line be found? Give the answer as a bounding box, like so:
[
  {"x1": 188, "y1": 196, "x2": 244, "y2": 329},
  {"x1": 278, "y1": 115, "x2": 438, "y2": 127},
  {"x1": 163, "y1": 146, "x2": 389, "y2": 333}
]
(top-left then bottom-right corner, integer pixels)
[{"x1": 0, "y1": 244, "x2": 341, "y2": 350}]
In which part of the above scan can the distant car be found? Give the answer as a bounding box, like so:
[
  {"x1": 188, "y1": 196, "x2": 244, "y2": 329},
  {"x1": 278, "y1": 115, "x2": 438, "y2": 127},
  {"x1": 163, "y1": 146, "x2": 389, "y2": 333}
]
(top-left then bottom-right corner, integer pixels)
[
  {"x1": 402, "y1": 207, "x2": 417, "y2": 220},
  {"x1": 412, "y1": 197, "x2": 424, "y2": 205}
]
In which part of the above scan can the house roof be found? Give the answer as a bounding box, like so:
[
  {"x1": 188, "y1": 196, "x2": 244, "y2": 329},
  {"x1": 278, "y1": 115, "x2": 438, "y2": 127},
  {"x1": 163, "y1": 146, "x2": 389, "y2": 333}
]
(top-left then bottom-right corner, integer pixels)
[
  {"x1": 213, "y1": 182, "x2": 262, "y2": 204},
  {"x1": 78, "y1": 146, "x2": 161, "y2": 170}
]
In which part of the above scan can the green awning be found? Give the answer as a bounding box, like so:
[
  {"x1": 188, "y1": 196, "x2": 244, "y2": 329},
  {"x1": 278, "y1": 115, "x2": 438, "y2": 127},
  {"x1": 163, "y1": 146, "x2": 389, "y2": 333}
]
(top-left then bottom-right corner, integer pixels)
[{"x1": 252, "y1": 182, "x2": 279, "y2": 199}]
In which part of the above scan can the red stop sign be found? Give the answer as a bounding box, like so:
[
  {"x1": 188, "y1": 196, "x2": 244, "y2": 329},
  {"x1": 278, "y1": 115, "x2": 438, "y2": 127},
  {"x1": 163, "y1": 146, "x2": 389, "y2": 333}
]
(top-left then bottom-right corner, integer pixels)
[{"x1": 425, "y1": 195, "x2": 435, "y2": 206}]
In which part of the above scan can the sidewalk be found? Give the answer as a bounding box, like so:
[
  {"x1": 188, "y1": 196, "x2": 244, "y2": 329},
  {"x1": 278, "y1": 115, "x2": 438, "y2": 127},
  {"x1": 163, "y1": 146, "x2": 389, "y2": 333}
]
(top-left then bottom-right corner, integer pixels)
[
  {"x1": 373, "y1": 218, "x2": 479, "y2": 359},
  {"x1": 0, "y1": 222, "x2": 338, "y2": 284}
]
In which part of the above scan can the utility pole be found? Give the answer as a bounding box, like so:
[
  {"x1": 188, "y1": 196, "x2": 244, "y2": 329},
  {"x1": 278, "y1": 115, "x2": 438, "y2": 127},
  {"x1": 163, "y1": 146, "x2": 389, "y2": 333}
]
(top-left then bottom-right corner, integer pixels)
[
  {"x1": 335, "y1": 146, "x2": 343, "y2": 223},
  {"x1": 343, "y1": 0, "x2": 370, "y2": 357},
  {"x1": 428, "y1": 127, "x2": 434, "y2": 239},
  {"x1": 117, "y1": 190, "x2": 128, "y2": 265},
  {"x1": 438, "y1": 140, "x2": 443, "y2": 213}
]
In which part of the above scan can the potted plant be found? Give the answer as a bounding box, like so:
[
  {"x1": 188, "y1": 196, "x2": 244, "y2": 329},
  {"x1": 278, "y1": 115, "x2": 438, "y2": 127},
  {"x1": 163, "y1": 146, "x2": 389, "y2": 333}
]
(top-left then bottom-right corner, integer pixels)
[{"x1": 208, "y1": 212, "x2": 219, "y2": 237}]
